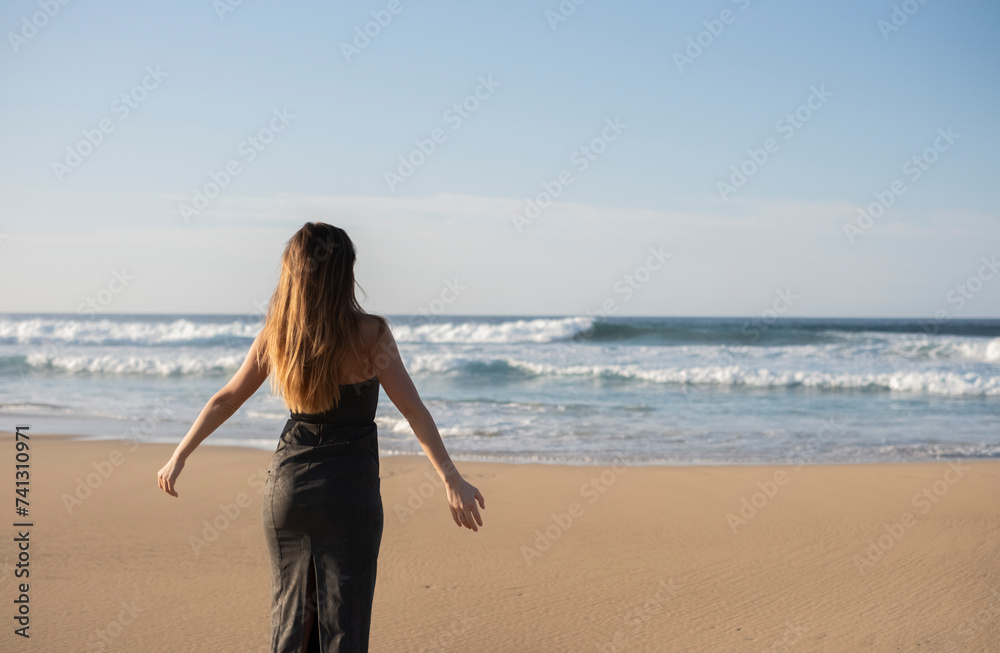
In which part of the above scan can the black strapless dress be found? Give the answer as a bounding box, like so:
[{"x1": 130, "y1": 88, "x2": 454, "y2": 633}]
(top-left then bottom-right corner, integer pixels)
[{"x1": 261, "y1": 376, "x2": 383, "y2": 653}]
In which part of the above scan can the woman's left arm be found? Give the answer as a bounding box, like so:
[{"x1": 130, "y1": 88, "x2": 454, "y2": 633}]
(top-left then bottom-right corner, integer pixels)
[{"x1": 156, "y1": 332, "x2": 270, "y2": 497}]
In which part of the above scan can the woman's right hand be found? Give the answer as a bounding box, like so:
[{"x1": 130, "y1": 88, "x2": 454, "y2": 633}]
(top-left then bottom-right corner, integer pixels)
[{"x1": 445, "y1": 476, "x2": 485, "y2": 532}]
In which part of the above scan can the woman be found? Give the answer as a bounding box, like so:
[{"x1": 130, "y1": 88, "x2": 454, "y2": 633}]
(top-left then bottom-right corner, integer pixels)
[{"x1": 156, "y1": 222, "x2": 486, "y2": 653}]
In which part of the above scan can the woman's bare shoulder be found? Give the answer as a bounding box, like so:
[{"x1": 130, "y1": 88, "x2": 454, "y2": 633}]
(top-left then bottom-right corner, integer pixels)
[
  {"x1": 359, "y1": 314, "x2": 391, "y2": 351},
  {"x1": 359, "y1": 313, "x2": 387, "y2": 333}
]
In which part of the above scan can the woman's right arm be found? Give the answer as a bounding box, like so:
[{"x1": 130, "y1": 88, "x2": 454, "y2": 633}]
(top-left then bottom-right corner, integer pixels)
[{"x1": 371, "y1": 323, "x2": 485, "y2": 532}]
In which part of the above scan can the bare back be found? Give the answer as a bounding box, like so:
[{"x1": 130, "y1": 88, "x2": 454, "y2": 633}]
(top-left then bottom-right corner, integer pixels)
[{"x1": 334, "y1": 316, "x2": 386, "y2": 386}]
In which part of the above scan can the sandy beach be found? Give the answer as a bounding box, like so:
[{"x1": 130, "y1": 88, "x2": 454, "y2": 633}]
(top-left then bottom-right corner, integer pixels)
[{"x1": 1, "y1": 431, "x2": 998, "y2": 652}]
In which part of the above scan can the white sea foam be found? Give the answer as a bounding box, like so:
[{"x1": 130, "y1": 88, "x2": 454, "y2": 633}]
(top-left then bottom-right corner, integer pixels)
[
  {"x1": 245, "y1": 411, "x2": 291, "y2": 420},
  {"x1": 518, "y1": 360, "x2": 1000, "y2": 396},
  {"x1": 0, "y1": 316, "x2": 260, "y2": 345},
  {"x1": 0, "y1": 315, "x2": 597, "y2": 346},
  {"x1": 878, "y1": 335, "x2": 1000, "y2": 363},
  {"x1": 4, "y1": 316, "x2": 997, "y2": 365},
  {"x1": 14, "y1": 342, "x2": 1000, "y2": 397},
  {"x1": 389, "y1": 316, "x2": 594, "y2": 344},
  {"x1": 22, "y1": 351, "x2": 244, "y2": 375},
  {"x1": 401, "y1": 351, "x2": 1000, "y2": 397}
]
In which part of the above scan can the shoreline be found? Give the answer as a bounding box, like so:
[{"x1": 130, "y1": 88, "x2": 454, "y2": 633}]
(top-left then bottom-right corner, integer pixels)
[{"x1": 4, "y1": 429, "x2": 997, "y2": 468}]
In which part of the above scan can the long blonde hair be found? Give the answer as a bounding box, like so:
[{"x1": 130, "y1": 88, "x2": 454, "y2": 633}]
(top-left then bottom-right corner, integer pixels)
[{"x1": 256, "y1": 222, "x2": 388, "y2": 413}]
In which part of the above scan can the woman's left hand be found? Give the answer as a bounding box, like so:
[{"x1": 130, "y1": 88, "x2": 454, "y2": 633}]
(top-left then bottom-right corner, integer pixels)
[
  {"x1": 445, "y1": 476, "x2": 485, "y2": 532},
  {"x1": 156, "y1": 457, "x2": 184, "y2": 497}
]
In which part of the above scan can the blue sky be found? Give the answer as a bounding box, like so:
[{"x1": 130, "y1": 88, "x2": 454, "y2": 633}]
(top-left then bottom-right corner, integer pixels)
[{"x1": 1, "y1": 0, "x2": 998, "y2": 317}]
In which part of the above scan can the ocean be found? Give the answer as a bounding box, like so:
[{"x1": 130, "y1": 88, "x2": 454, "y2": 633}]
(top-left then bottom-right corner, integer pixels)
[{"x1": 1, "y1": 313, "x2": 998, "y2": 465}]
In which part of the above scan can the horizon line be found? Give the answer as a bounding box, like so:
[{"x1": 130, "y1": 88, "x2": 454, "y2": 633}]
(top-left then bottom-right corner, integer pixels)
[{"x1": 2, "y1": 312, "x2": 999, "y2": 322}]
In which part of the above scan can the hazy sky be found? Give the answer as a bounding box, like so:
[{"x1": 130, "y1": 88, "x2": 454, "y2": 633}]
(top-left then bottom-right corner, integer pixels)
[{"x1": 1, "y1": 0, "x2": 998, "y2": 318}]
